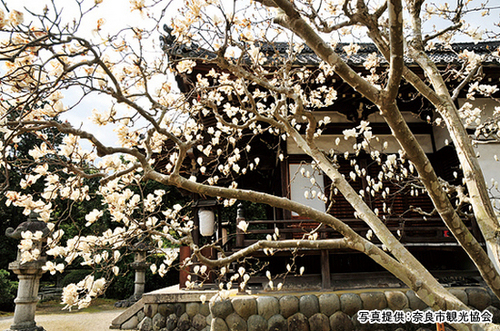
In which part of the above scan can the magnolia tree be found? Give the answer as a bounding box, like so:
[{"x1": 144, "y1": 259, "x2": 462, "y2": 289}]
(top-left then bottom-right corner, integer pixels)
[{"x1": 1, "y1": 0, "x2": 500, "y2": 329}]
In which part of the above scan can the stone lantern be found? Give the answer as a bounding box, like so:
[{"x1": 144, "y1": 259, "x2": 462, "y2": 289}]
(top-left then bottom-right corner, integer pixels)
[
  {"x1": 130, "y1": 242, "x2": 150, "y2": 300},
  {"x1": 5, "y1": 212, "x2": 50, "y2": 331},
  {"x1": 115, "y1": 241, "x2": 151, "y2": 308}
]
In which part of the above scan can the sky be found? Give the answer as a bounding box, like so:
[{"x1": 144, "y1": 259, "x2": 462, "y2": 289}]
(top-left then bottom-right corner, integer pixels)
[
  {"x1": 4, "y1": 0, "x2": 499, "y2": 150},
  {"x1": 4, "y1": 0, "x2": 180, "y2": 150}
]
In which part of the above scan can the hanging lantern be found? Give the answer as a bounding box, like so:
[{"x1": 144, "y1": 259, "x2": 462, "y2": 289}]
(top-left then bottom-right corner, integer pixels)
[{"x1": 198, "y1": 208, "x2": 215, "y2": 237}]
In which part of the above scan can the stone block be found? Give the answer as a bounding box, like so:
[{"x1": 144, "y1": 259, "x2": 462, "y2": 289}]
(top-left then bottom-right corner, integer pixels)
[
  {"x1": 211, "y1": 300, "x2": 234, "y2": 319},
  {"x1": 329, "y1": 311, "x2": 354, "y2": 331},
  {"x1": 153, "y1": 313, "x2": 167, "y2": 331},
  {"x1": 405, "y1": 291, "x2": 428, "y2": 310},
  {"x1": 138, "y1": 316, "x2": 153, "y2": 331},
  {"x1": 159, "y1": 304, "x2": 175, "y2": 317},
  {"x1": 319, "y1": 293, "x2": 340, "y2": 317},
  {"x1": 360, "y1": 292, "x2": 387, "y2": 310},
  {"x1": 186, "y1": 303, "x2": 200, "y2": 318},
  {"x1": 178, "y1": 312, "x2": 191, "y2": 331},
  {"x1": 192, "y1": 313, "x2": 207, "y2": 331},
  {"x1": 137, "y1": 310, "x2": 146, "y2": 322},
  {"x1": 225, "y1": 312, "x2": 247, "y2": 331},
  {"x1": 352, "y1": 311, "x2": 390, "y2": 331},
  {"x1": 448, "y1": 289, "x2": 468, "y2": 306},
  {"x1": 466, "y1": 287, "x2": 491, "y2": 310},
  {"x1": 199, "y1": 303, "x2": 210, "y2": 316},
  {"x1": 287, "y1": 312, "x2": 309, "y2": 331},
  {"x1": 299, "y1": 294, "x2": 320, "y2": 318},
  {"x1": 247, "y1": 314, "x2": 267, "y2": 331},
  {"x1": 145, "y1": 304, "x2": 159, "y2": 318},
  {"x1": 166, "y1": 313, "x2": 178, "y2": 331},
  {"x1": 267, "y1": 314, "x2": 287, "y2": 331},
  {"x1": 385, "y1": 291, "x2": 408, "y2": 310},
  {"x1": 486, "y1": 288, "x2": 500, "y2": 309},
  {"x1": 122, "y1": 316, "x2": 139, "y2": 329},
  {"x1": 308, "y1": 313, "x2": 329, "y2": 331},
  {"x1": 340, "y1": 293, "x2": 362, "y2": 316},
  {"x1": 279, "y1": 295, "x2": 299, "y2": 318},
  {"x1": 485, "y1": 305, "x2": 500, "y2": 324},
  {"x1": 350, "y1": 312, "x2": 369, "y2": 331},
  {"x1": 257, "y1": 296, "x2": 279, "y2": 320},
  {"x1": 232, "y1": 296, "x2": 257, "y2": 320},
  {"x1": 174, "y1": 303, "x2": 186, "y2": 317},
  {"x1": 211, "y1": 317, "x2": 229, "y2": 331}
]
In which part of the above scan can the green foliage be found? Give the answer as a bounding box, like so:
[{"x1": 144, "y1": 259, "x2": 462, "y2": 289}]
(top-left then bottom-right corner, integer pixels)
[
  {"x1": 105, "y1": 271, "x2": 135, "y2": 299},
  {"x1": 0, "y1": 126, "x2": 63, "y2": 270},
  {"x1": 0, "y1": 269, "x2": 18, "y2": 312},
  {"x1": 60, "y1": 269, "x2": 92, "y2": 287}
]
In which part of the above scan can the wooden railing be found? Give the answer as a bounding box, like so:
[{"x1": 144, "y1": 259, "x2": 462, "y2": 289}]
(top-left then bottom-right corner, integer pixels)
[
  {"x1": 231, "y1": 217, "x2": 482, "y2": 250},
  {"x1": 221, "y1": 206, "x2": 483, "y2": 289}
]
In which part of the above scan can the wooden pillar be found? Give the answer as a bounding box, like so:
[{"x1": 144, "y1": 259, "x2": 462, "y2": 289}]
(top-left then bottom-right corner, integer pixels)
[
  {"x1": 193, "y1": 211, "x2": 200, "y2": 247},
  {"x1": 321, "y1": 250, "x2": 331, "y2": 290},
  {"x1": 217, "y1": 206, "x2": 223, "y2": 246},
  {"x1": 222, "y1": 226, "x2": 228, "y2": 247},
  {"x1": 200, "y1": 247, "x2": 216, "y2": 284},
  {"x1": 179, "y1": 246, "x2": 191, "y2": 289}
]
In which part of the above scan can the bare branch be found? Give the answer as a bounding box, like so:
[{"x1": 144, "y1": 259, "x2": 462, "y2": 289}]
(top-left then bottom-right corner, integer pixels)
[
  {"x1": 451, "y1": 64, "x2": 482, "y2": 101},
  {"x1": 384, "y1": 0, "x2": 404, "y2": 101}
]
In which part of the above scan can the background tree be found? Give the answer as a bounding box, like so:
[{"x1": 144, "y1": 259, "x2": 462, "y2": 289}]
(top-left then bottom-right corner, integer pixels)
[{"x1": 0, "y1": 1, "x2": 500, "y2": 330}]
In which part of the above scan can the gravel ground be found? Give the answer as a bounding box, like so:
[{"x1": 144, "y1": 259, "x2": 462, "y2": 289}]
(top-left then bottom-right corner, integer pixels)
[{"x1": 0, "y1": 309, "x2": 126, "y2": 331}]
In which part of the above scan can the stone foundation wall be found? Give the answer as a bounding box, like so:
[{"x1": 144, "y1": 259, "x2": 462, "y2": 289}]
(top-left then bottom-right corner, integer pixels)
[{"x1": 113, "y1": 287, "x2": 500, "y2": 331}]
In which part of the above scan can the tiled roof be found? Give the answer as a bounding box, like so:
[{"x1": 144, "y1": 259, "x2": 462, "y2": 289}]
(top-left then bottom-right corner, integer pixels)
[
  {"x1": 260, "y1": 41, "x2": 500, "y2": 66},
  {"x1": 162, "y1": 35, "x2": 500, "y2": 66}
]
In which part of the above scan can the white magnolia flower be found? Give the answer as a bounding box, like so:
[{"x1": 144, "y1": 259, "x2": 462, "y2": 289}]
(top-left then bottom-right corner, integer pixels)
[
  {"x1": 91, "y1": 278, "x2": 106, "y2": 295},
  {"x1": 237, "y1": 220, "x2": 249, "y2": 233},
  {"x1": 113, "y1": 250, "x2": 121, "y2": 262},
  {"x1": 343, "y1": 42, "x2": 360, "y2": 56},
  {"x1": 18, "y1": 239, "x2": 33, "y2": 251},
  {"x1": 85, "y1": 209, "x2": 103, "y2": 227},
  {"x1": 176, "y1": 60, "x2": 196, "y2": 74},
  {"x1": 62, "y1": 284, "x2": 79, "y2": 309},
  {"x1": 343, "y1": 128, "x2": 357, "y2": 139}
]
